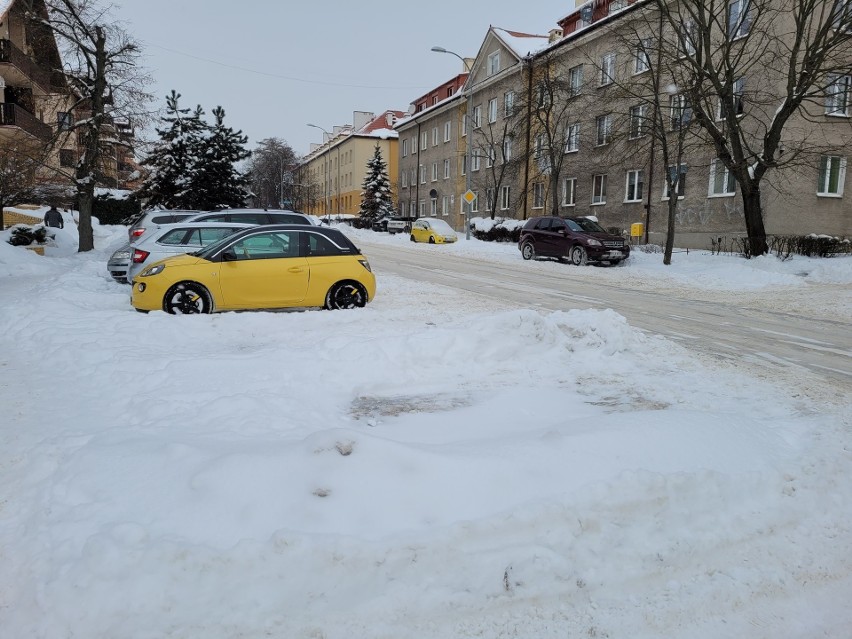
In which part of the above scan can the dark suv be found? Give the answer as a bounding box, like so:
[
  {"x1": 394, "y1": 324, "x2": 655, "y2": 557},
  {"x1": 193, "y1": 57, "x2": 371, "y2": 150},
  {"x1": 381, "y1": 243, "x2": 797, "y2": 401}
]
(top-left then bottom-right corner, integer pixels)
[{"x1": 518, "y1": 216, "x2": 630, "y2": 265}]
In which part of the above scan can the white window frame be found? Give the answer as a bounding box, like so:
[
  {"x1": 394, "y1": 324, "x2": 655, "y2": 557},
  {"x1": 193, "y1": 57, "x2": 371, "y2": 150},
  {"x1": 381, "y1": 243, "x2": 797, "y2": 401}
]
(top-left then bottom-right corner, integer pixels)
[
  {"x1": 629, "y1": 104, "x2": 647, "y2": 139},
  {"x1": 432, "y1": 127, "x2": 439, "y2": 146},
  {"x1": 568, "y1": 65, "x2": 584, "y2": 96},
  {"x1": 817, "y1": 155, "x2": 847, "y2": 196},
  {"x1": 442, "y1": 195, "x2": 451, "y2": 216},
  {"x1": 443, "y1": 158, "x2": 450, "y2": 179},
  {"x1": 503, "y1": 136, "x2": 513, "y2": 162},
  {"x1": 500, "y1": 185, "x2": 511, "y2": 210},
  {"x1": 600, "y1": 53, "x2": 616, "y2": 86},
  {"x1": 825, "y1": 74, "x2": 851, "y2": 116},
  {"x1": 680, "y1": 20, "x2": 697, "y2": 58},
  {"x1": 486, "y1": 146, "x2": 495, "y2": 168},
  {"x1": 625, "y1": 169, "x2": 644, "y2": 202},
  {"x1": 718, "y1": 77, "x2": 746, "y2": 120},
  {"x1": 486, "y1": 187, "x2": 495, "y2": 212},
  {"x1": 431, "y1": 162, "x2": 438, "y2": 182},
  {"x1": 533, "y1": 182, "x2": 544, "y2": 209},
  {"x1": 708, "y1": 159, "x2": 736, "y2": 196},
  {"x1": 592, "y1": 174, "x2": 607, "y2": 205},
  {"x1": 488, "y1": 98, "x2": 498, "y2": 123},
  {"x1": 430, "y1": 198, "x2": 438, "y2": 216},
  {"x1": 595, "y1": 114, "x2": 612, "y2": 146},
  {"x1": 728, "y1": 0, "x2": 752, "y2": 39},
  {"x1": 419, "y1": 164, "x2": 426, "y2": 184},
  {"x1": 402, "y1": 138, "x2": 409, "y2": 157},
  {"x1": 420, "y1": 132, "x2": 427, "y2": 151},
  {"x1": 411, "y1": 136, "x2": 418, "y2": 155},
  {"x1": 565, "y1": 123, "x2": 580, "y2": 153},
  {"x1": 562, "y1": 177, "x2": 577, "y2": 207},
  {"x1": 401, "y1": 171, "x2": 408, "y2": 188},
  {"x1": 662, "y1": 163, "x2": 687, "y2": 200},
  {"x1": 444, "y1": 121, "x2": 452, "y2": 142},
  {"x1": 670, "y1": 94, "x2": 692, "y2": 129},
  {"x1": 634, "y1": 39, "x2": 651, "y2": 74},
  {"x1": 487, "y1": 51, "x2": 501, "y2": 76},
  {"x1": 473, "y1": 104, "x2": 482, "y2": 128},
  {"x1": 504, "y1": 91, "x2": 515, "y2": 117},
  {"x1": 471, "y1": 190, "x2": 479, "y2": 212},
  {"x1": 471, "y1": 149, "x2": 481, "y2": 171}
]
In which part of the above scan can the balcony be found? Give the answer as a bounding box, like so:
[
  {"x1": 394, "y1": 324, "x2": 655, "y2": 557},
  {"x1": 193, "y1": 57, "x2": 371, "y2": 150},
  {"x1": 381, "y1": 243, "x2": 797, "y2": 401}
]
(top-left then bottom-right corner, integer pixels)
[
  {"x1": 0, "y1": 39, "x2": 55, "y2": 92},
  {"x1": 0, "y1": 103, "x2": 51, "y2": 140}
]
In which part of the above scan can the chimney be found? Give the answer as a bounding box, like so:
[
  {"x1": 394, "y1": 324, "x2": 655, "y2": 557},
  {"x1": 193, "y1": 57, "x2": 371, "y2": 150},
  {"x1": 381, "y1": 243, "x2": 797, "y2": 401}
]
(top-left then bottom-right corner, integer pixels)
[
  {"x1": 548, "y1": 28, "x2": 564, "y2": 43},
  {"x1": 353, "y1": 111, "x2": 373, "y2": 131}
]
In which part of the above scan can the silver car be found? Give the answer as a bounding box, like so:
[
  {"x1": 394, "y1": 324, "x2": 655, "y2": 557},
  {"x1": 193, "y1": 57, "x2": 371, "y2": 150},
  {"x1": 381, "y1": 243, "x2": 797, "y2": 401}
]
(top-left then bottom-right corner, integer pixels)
[
  {"x1": 183, "y1": 208, "x2": 320, "y2": 226},
  {"x1": 126, "y1": 222, "x2": 256, "y2": 282},
  {"x1": 127, "y1": 209, "x2": 202, "y2": 243}
]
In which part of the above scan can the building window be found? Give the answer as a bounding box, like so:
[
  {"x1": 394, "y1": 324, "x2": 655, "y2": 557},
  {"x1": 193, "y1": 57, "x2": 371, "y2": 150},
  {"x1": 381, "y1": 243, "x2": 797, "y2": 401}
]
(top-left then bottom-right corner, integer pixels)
[
  {"x1": 629, "y1": 104, "x2": 647, "y2": 139},
  {"x1": 471, "y1": 191, "x2": 479, "y2": 212},
  {"x1": 59, "y1": 148, "x2": 75, "y2": 167},
  {"x1": 442, "y1": 195, "x2": 450, "y2": 215},
  {"x1": 825, "y1": 74, "x2": 851, "y2": 116},
  {"x1": 473, "y1": 104, "x2": 482, "y2": 128},
  {"x1": 818, "y1": 155, "x2": 846, "y2": 196},
  {"x1": 402, "y1": 138, "x2": 409, "y2": 157},
  {"x1": 471, "y1": 149, "x2": 481, "y2": 171},
  {"x1": 432, "y1": 127, "x2": 439, "y2": 146},
  {"x1": 501, "y1": 185, "x2": 511, "y2": 210},
  {"x1": 419, "y1": 200, "x2": 425, "y2": 216},
  {"x1": 503, "y1": 135, "x2": 513, "y2": 162},
  {"x1": 486, "y1": 146, "x2": 495, "y2": 168},
  {"x1": 444, "y1": 121, "x2": 452, "y2": 142},
  {"x1": 410, "y1": 201, "x2": 416, "y2": 216},
  {"x1": 488, "y1": 98, "x2": 498, "y2": 123},
  {"x1": 708, "y1": 159, "x2": 736, "y2": 196},
  {"x1": 462, "y1": 154, "x2": 467, "y2": 176},
  {"x1": 718, "y1": 77, "x2": 746, "y2": 119},
  {"x1": 443, "y1": 158, "x2": 450, "y2": 179},
  {"x1": 533, "y1": 183, "x2": 544, "y2": 208},
  {"x1": 568, "y1": 65, "x2": 583, "y2": 96},
  {"x1": 562, "y1": 177, "x2": 576, "y2": 206},
  {"x1": 595, "y1": 114, "x2": 612, "y2": 146},
  {"x1": 610, "y1": 0, "x2": 627, "y2": 11},
  {"x1": 488, "y1": 51, "x2": 501, "y2": 76},
  {"x1": 728, "y1": 0, "x2": 752, "y2": 38},
  {"x1": 504, "y1": 91, "x2": 515, "y2": 117},
  {"x1": 431, "y1": 162, "x2": 438, "y2": 181},
  {"x1": 625, "y1": 170, "x2": 644, "y2": 202},
  {"x1": 833, "y1": 0, "x2": 852, "y2": 29},
  {"x1": 592, "y1": 174, "x2": 607, "y2": 204},
  {"x1": 430, "y1": 198, "x2": 438, "y2": 215},
  {"x1": 486, "y1": 188, "x2": 495, "y2": 212},
  {"x1": 419, "y1": 164, "x2": 426, "y2": 184},
  {"x1": 670, "y1": 94, "x2": 692, "y2": 129},
  {"x1": 534, "y1": 133, "x2": 548, "y2": 158},
  {"x1": 462, "y1": 114, "x2": 467, "y2": 137},
  {"x1": 600, "y1": 53, "x2": 616, "y2": 86},
  {"x1": 411, "y1": 136, "x2": 418, "y2": 154},
  {"x1": 565, "y1": 123, "x2": 580, "y2": 152},
  {"x1": 634, "y1": 39, "x2": 652, "y2": 74},
  {"x1": 402, "y1": 171, "x2": 408, "y2": 188},
  {"x1": 57, "y1": 112, "x2": 73, "y2": 131},
  {"x1": 663, "y1": 163, "x2": 687, "y2": 199},
  {"x1": 410, "y1": 169, "x2": 416, "y2": 186},
  {"x1": 680, "y1": 20, "x2": 698, "y2": 57}
]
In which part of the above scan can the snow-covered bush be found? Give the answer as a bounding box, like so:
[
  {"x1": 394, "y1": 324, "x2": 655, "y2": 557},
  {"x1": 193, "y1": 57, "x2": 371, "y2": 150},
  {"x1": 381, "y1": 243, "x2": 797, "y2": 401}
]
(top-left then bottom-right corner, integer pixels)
[{"x1": 470, "y1": 216, "x2": 526, "y2": 243}]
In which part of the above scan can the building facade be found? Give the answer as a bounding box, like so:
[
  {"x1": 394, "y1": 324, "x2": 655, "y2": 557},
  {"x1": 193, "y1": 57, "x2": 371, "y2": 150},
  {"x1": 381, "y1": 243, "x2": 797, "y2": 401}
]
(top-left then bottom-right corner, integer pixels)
[{"x1": 301, "y1": 110, "x2": 403, "y2": 217}]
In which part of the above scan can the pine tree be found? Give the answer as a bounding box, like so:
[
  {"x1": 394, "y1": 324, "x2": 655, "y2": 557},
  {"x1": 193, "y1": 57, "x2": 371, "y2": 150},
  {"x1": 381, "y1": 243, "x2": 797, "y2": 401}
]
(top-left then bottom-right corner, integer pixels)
[
  {"x1": 358, "y1": 144, "x2": 395, "y2": 223},
  {"x1": 190, "y1": 107, "x2": 250, "y2": 210},
  {"x1": 137, "y1": 91, "x2": 207, "y2": 209}
]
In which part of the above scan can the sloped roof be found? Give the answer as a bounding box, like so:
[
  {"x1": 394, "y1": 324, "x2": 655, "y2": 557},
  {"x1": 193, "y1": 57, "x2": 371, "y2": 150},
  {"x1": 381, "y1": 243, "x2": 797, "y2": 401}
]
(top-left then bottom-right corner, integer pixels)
[{"x1": 491, "y1": 27, "x2": 550, "y2": 58}]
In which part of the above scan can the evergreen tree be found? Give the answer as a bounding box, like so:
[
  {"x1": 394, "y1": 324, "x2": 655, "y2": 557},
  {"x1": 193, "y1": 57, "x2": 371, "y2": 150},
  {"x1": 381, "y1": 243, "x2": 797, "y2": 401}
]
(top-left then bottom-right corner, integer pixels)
[
  {"x1": 137, "y1": 91, "x2": 207, "y2": 209},
  {"x1": 190, "y1": 107, "x2": 250, "y2": 210},
  {"x1": 358, "y1": 144, "x2": 394, "y2": 223}
]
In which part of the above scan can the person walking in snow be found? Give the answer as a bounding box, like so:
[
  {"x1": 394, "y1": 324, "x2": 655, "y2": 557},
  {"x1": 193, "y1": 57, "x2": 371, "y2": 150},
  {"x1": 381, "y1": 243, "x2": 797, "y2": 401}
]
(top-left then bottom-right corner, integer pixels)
[{"x1": 44, "y1": 206, "x2": 63, "y2": 229}]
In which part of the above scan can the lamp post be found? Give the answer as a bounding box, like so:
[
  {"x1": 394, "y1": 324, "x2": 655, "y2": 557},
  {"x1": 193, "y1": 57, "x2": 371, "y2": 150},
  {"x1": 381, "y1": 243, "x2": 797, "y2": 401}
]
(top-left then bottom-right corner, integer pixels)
[{"x1": 432, "y1": 46, "x2": 473, "y2": 240}]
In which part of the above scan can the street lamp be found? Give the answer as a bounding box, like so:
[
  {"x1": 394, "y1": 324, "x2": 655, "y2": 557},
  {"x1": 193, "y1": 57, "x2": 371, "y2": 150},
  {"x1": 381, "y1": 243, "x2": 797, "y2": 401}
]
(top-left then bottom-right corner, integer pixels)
[
  {"x1": 307, "y1": 122, "x2": 341, "y2": 222},
  {"x1": 432, "y1": 46, "x2": 473, "y2": 240}
]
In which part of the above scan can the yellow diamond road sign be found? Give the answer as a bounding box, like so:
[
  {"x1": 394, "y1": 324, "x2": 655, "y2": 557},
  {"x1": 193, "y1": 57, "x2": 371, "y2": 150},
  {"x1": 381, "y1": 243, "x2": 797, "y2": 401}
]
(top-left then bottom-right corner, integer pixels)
[{"x1": 463, "y1": 190, "x2": 477, "y2": 204}]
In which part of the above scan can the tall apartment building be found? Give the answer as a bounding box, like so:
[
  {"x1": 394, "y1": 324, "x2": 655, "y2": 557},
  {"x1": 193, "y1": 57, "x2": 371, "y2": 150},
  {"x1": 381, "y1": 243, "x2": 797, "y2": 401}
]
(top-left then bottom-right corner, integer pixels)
[
  {"x1": 398, "y1": 0, "x2": 851, "y2": 247},
  {"x1": 301, "y1": 110, "x2": 404, "y2": 217}
]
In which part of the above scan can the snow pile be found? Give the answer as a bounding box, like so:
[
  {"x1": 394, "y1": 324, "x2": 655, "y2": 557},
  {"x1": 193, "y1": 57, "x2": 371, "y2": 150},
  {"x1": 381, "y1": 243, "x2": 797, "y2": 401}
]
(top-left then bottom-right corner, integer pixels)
[{"x1": 0, "y1": 226, "x2": 850, "y2": 638}]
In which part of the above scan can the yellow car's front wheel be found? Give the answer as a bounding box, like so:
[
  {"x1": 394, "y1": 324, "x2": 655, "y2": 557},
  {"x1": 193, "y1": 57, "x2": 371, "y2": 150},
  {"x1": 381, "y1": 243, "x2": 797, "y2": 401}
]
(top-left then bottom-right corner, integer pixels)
[{"x1": 164, "y1": 282, "x2": 212, "y2": 314}]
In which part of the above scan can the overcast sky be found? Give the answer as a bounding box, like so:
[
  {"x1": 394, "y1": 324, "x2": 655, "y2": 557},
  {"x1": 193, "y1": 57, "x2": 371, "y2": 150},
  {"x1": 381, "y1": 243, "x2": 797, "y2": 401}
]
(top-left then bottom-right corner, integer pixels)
[{"x1": 113, "y1": 1, "x2": 567, "y2": 156}]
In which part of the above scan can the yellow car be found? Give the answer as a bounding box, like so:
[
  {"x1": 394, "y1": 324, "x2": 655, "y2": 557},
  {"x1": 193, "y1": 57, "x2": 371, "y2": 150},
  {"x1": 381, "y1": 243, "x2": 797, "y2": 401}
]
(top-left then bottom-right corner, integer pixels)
[
  {"x1": 131, "y1": 225, "x2": 376, "y2": 314},
  {"x1": 409, "y1": 218, "x2": 458, "y2": 244}
]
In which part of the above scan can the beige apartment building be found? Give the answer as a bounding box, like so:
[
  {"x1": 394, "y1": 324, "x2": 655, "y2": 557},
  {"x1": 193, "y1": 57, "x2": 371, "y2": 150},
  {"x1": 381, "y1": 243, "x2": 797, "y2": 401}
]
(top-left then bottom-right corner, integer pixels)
[
  {"x1": 397, "y1": 0, "x2": 851, "y2": 247},
  {"x1": 300, "y1": 110, "x2": 404, "y2": 217}
]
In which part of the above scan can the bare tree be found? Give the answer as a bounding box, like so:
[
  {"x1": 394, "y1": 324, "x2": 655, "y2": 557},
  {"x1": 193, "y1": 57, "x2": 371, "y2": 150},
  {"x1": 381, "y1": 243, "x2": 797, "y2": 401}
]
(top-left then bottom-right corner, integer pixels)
[
  {"x1": 26, "y1": 0, "x2": 152, "y2": 251},
  {"x1": 472, "y1": 95, "x2": 525, "y2": 220},
  {"x1": 652, "y1": 0, "x2": 852, "y2": 256},
  {"x1": 0, "y1": 144, "x2": 50, "y2": 228},
  {"x1": 245, "y1": 138, "x2": 299, "y2": 209}
]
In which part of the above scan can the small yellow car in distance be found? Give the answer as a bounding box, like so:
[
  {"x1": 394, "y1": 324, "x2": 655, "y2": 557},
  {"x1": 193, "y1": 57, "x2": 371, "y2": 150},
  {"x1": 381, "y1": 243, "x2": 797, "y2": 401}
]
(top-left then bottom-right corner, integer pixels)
[
  {"x1": 409, "y1": 218, "x2": 458, "y2": 244},
  {"x1": 131, "y1": 225, "x2": 376, "y2": 314}
]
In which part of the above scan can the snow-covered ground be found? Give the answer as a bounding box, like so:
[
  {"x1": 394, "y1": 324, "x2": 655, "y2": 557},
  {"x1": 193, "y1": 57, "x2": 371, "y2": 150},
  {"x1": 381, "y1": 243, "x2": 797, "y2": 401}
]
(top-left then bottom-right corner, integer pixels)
[{"x1": 1, "y1": 214, "x2": 851, "y2": 638}]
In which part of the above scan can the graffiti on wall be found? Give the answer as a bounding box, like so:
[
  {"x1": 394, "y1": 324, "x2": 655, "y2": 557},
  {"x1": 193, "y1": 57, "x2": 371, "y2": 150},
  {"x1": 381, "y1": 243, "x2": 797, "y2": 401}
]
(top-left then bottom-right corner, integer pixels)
[{"x1": 675, "y1": 198, "x2": 744, "y2": 228}]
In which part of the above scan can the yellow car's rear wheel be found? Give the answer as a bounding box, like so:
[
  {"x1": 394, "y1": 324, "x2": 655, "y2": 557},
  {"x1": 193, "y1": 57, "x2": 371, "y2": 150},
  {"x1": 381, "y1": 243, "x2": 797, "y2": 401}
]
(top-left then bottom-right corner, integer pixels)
[{"x1": 325, "y1": 281, "x2": 367, "y2": 310}]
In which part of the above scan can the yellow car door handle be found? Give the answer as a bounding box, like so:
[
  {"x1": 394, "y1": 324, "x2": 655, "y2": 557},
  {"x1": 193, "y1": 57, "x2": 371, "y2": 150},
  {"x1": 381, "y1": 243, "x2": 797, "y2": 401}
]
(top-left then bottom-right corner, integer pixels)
[{"x1": 287, "y1": 267, "x2": 304, "y2": 273}]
